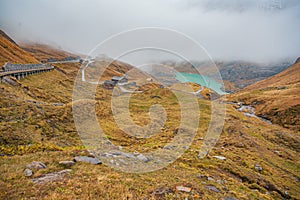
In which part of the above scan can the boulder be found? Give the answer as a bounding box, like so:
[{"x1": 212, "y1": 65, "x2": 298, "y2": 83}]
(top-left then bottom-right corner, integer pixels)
[
  {"x1": 24, "y1": 168, "x2": 33, "y2": 177},
  {"x1": 26, "y1": 161, "x2": 47, "y2": 170},
  {"x1": 206, "y1": 185, "x2": 221, "y2": 193},
  {"x1": 32, "y1": 169, "x2": 72, "y2": 184},
  {"x1": 74, "y1": 156, "x2": 101, "y2": 164},
  {"x1": 176, "y1": 186, "x2": 192, "y2": 193}
]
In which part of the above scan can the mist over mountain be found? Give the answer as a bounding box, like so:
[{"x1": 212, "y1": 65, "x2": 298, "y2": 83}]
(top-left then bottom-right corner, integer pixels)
[
  {"x1": 185, "y1": 0, "x2": 300, "y2": 12},
  {"x1": 0, "y1": 0, "x2": 299, "y2": 63}
]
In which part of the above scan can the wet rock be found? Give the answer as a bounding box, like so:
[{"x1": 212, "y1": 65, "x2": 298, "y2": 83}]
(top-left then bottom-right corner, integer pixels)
[
  {"x1": 176, "y1": 186, "x2": 192, "y2": 193},
  {"x1": 206, "y1": 185, "x2": 221, "y2": 193},
  {"x1": 32, "y1": 169, "x2": 72, "y2": 184},
  {"x1": 74, "y1": 156, "x2": 101, "y2": 164},
  {"x1": 24, "y1": 168, "x2": 33, "y2": 177},
  {"x1": 254, "y1": 164, "x2": 263, "y2": 171},
  {"x1": 26, "y1": 161, "x2": 47, "y2": 170},
  {"x1": 213, "y1": 156, "x2": 226, "y2": 161},
  {"x1": 59, "y1": 161, "x2": 75, "y2": 167}
]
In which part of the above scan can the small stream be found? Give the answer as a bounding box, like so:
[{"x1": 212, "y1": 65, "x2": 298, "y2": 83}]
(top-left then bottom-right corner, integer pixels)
[{"x1": 229, "y1": 102, "x2": 272, "y2": 124}]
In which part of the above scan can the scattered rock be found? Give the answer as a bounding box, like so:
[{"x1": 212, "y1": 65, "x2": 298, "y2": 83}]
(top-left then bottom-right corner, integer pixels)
[
  {"x1": 254, "y1": 164, "x2": 263, "y2": 171},
  {"x1": 213, "y1": 156, "x2": 227, "y2": 161},
  {"x1": 197, "y1": 174, "x2": 208, "y2": 179},
  {"x1": 207, "y1": 177, "x2": 214, "y2": 181},
  {"x1": 152, "y1": 187, "x2": 174, "y2": 198},
  {"x1": 59, "y1": 161, "x2": 75, "y2": 167},
  {"x1": 26, "y1": 161, "x2": 47, "y2": 170},
  {"x1": 24, "y1": 168, "x2": 33, "y2": 177},
  {"x1": 32, "y1": 169, "x2": 72, "y2": 184},
  {"x1": 176, "y1": 186, "x2": 192, "y2": 193},
  {"x1": 274, "y1": 150, "x2": 282, "y2": 157},
  {"x1": 206, "y1": 185, "x2": 221, "y2": 193},
  {"x1": 136, "y1": 154, "x2": 149, "y2": 162},
  {"x1": 74, "y1": 156, "x2": 101, "y2": 164}
]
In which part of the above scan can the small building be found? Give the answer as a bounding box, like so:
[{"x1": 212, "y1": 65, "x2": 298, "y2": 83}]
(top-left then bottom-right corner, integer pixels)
[
  {"x1": 102, "y1": 80, "x2": 116, "y2": 90},
  {"x1": 146, "y1": 78, "x2": 153, "y2": 82},
  {"x1": 111, "y1": 76, "x2": 128, "y2": 84}
]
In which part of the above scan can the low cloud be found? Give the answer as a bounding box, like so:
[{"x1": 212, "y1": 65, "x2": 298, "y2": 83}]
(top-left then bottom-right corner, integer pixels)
[{"x1": 0, "y1": 0, "x2": 299, "y2": 62}]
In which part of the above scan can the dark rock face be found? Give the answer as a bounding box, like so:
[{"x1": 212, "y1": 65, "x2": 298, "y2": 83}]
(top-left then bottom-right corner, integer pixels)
[
  {"x1": 295, "y1": 57, "x2": 300, "y2": 64},
  {"x1": 218, "y1": 61, "x2": 291, "y2": 89}
]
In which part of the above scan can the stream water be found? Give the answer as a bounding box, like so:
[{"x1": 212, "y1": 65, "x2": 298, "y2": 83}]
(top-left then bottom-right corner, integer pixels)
[{"x1": 230, "y1": 103, "x2": 272, "y2": 124}]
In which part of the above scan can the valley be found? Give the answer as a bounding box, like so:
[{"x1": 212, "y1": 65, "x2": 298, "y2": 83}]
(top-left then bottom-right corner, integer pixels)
[{"x1": 0, "y1": 30, "x2": 299, "y2": 199}]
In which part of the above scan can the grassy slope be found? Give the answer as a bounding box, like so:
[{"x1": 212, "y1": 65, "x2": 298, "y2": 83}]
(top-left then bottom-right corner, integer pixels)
[
  {"x1": 0, "y1": 30, "x2": 39, "y2": 66},
  {"x1": 0, "y1": 62, "x2": 299, "y2": 199},
  {"x1": 230, "y1": 60, "x2": 300, "y2": 130}
]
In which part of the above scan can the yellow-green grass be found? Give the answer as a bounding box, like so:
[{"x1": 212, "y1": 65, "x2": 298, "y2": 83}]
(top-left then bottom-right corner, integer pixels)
[{"x1": 0, "y1": 63, "x2": 299, "y2": 199}]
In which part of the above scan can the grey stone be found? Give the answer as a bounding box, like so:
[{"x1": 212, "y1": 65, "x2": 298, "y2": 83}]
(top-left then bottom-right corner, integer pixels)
[
  {"x1": 59, "y1": 161, "x2": 75, "y2": 167},
  {"x1": 26, "y1": 161, "x2": 47, "y2": 170},
  {"x1": 207, "y1": 177, "x2": 215, "y2": 181},
  {"x1": 24, "y1": 168, "x2": 33, "y2": 177},
  {"x1": 74, "y1": 156, "x2": 101, "y2": 164},
  {"x1": 213, "y1": 156, "x2": 227, "y2": 161},
  {"x1": 136, "y1": 154, "x2": 149, "y2": 162},
  {"x1": 176, "y1": 186, "x2": 192, "y2": 193},
  {"x1": 32, "y1": 169, "x2": 72, "y2": 184},
  {"x1": 206, "y1": 185, "x2": 221, "y2": 193},
  {"x1": 254, "y1": 164, "x2": 263, "y2": 171}
]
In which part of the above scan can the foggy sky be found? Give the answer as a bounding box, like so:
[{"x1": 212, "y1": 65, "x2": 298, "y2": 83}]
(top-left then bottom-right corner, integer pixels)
[{"x1": 0, "y1": 0, "x2": 299, "y2": 62}]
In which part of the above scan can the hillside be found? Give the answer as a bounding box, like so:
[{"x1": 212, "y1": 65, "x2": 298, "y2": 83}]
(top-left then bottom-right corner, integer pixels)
[
  {"x1": 0, "y1": 59, "x2": 299, "y2": 199},
  {"x1": 230, "y1": 59, "x2": 300, "y2": 130},
  {"x1": 0, "y1": 30, "x2": 39, "y2": 66},
  {"x1": 21, "y1": 43, "x2": 79, "y2": 63}
]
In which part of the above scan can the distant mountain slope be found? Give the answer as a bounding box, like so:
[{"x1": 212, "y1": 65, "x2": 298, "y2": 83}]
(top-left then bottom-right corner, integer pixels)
[
  {"x1": 231, "y1": 58, "x2": 300, "y2": 130},
  {"x1": 245, "y1": 58, "x2": 300, "y2": 90},
  {"x1": 21, "y1": 43, "x2": 79, "y2": 63},
  {"x1": 0, "y1": 30, "x2": 39, "y2": 66}
]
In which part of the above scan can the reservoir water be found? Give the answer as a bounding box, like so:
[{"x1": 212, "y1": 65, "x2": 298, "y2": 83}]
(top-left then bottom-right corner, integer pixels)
[{"x1": 175, "y1": 72, "x2": 227, "y2": 95}]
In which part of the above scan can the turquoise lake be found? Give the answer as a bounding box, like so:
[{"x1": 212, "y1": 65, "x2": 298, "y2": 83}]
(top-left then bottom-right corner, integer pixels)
[{"x1": 175, "y1": 72, "x2": 227, "y2": 95}]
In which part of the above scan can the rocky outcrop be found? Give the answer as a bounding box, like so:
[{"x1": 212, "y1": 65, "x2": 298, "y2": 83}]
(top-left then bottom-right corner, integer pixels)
[
  {"x1": 32, "y1": 169, "x2": 72, "y2": 184},
  {"x1": 74, "y1": 156, "x2": 102, "y2": 164}
]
